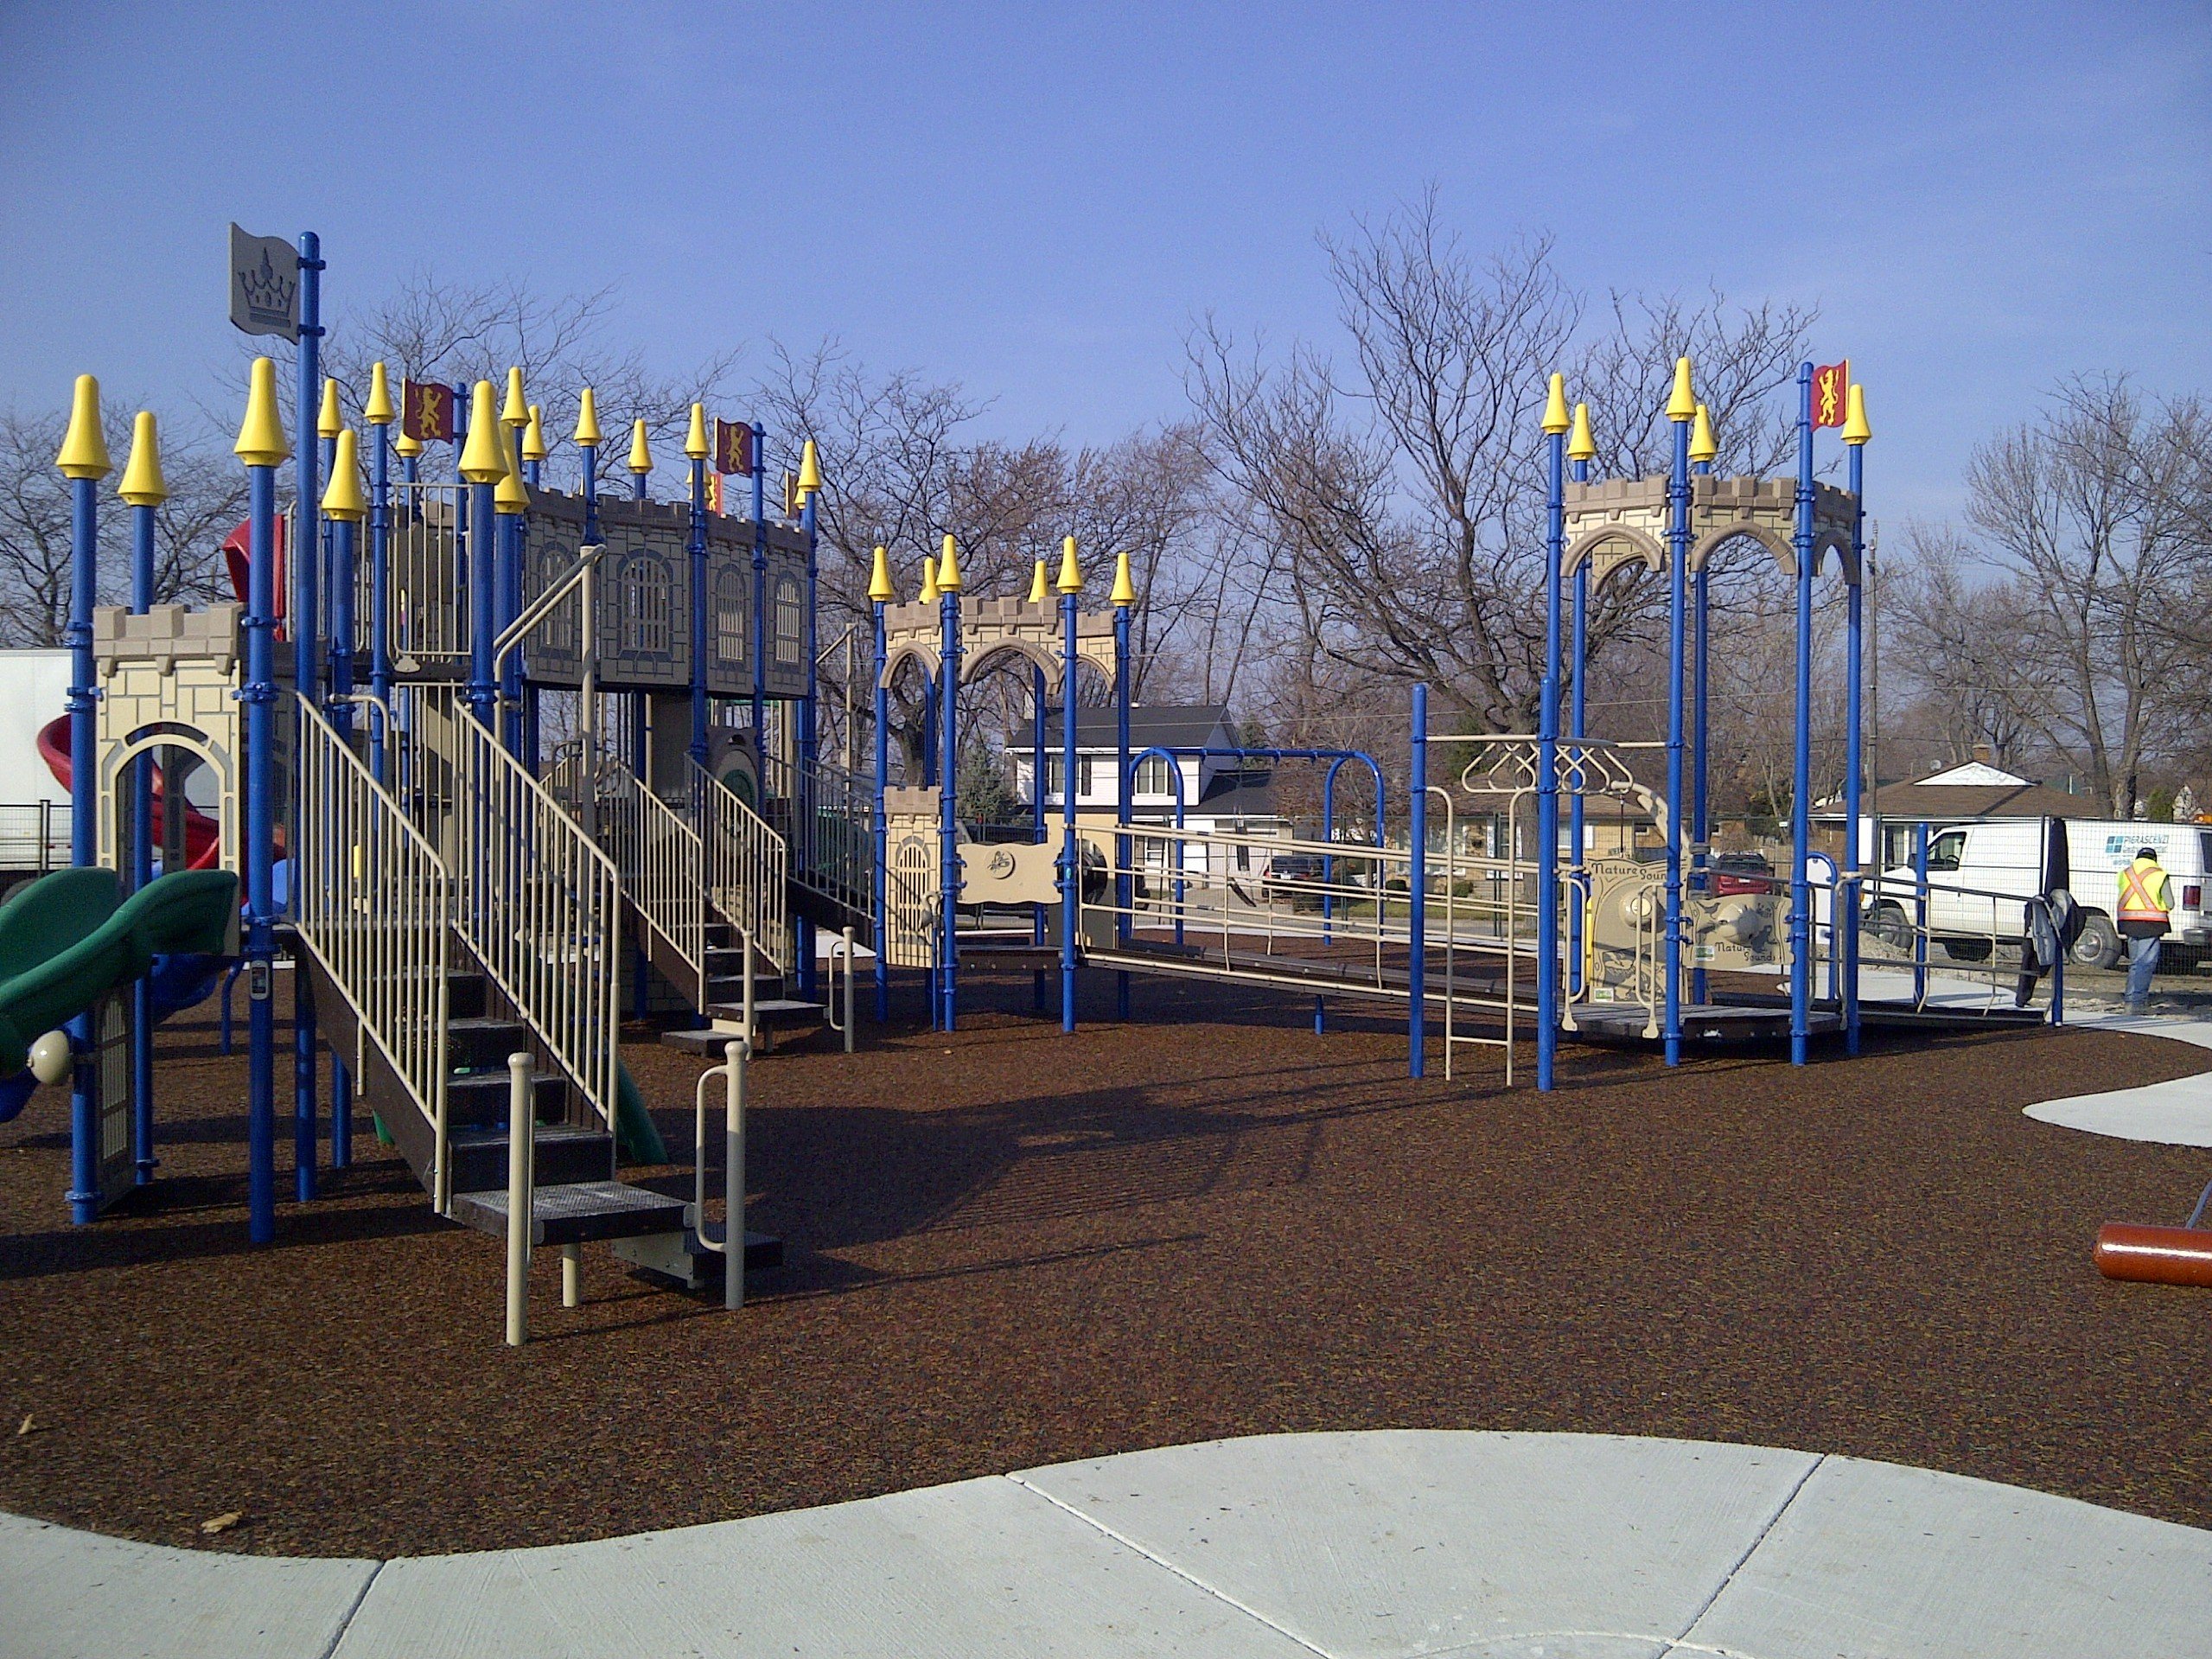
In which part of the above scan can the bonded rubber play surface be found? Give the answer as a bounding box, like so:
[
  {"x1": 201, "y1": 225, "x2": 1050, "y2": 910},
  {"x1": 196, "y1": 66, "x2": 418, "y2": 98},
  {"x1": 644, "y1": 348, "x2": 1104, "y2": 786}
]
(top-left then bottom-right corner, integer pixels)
[{"x1": 3, "y1": 966, "x2": 2209, "y2": 1559}]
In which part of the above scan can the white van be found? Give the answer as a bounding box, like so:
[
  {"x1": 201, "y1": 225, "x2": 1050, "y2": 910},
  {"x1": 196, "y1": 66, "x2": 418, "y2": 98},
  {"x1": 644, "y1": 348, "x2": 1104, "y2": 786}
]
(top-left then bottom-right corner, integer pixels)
[{"x1": 1869, "y1": 818, "x2": 2212, "y2": 969}]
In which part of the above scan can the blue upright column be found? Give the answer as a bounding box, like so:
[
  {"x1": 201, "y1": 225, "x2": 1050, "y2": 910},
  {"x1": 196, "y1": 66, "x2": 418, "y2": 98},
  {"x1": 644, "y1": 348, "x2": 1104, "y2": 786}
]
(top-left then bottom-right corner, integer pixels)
[
  {"x1": 1788, "y1": 363, "x2": 1816, "y2": 1065},
  {"x1": 325, "y1": 437, "x2": 361, "y2": 1168},
  {"x1": 1843, "y1": 398, "x2": 1869, "y2": 1054},
  {"x1": 796, "y1": 479, "x2": 820, "y2": 1001},
  {"x1": 687, "y1": 431, "x2": 710, "y2": 769},
  {"x1": 291, "y1": 235, "x2": 323, "y2": 1205},
  {"x1": 1408, "y1": 684, "x2": 1427, "y2": 1080},
  {"x1": 368, "y1": 396, "x2": 393, "y2": 775},
  {"x1": 749, "y1": 425, "x2": 767, "y2": 742},
  {"x1": 872, "y1": 588, "x2": 890, "y2": 1022},
  {"x1": 937, "y1": 539, "x2": 962, "y2": 1031},
  {"x1": 1690, "y1": 429, "x2": 1713, "y2": 1008},
  {"x1": 120, "y1": 411, "x2": 161, "y2": 1187},
  {"x1": 1059, "y1": 542, "x2": 1081, "y2": 1031},
  {"x1": 1570, "y1": 438, "x2": 1590, "y2": 998},
  {"x1": 1536, "y1": 378, "x2": 1566, "y2": 1090},
  {"x1": 1663, "y1": 364, "x2": 1692, "y2": 1064},
  {"x1": 1112, "y1": 598, "x2": 1131, "y2": 1022},
  {"x1": 57, "y1": 378, "x2": 105, "y2": 1224}
]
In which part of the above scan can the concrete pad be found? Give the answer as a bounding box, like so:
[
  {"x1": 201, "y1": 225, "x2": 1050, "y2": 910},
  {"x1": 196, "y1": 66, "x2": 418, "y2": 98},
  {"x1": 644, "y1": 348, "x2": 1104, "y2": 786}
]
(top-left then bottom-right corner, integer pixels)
[
  {"x1": 0, "y1": 1510, "x2": 376, "y2": 1659},
  {"x1": 1014, "y1": 1430, "x2": 1820, "y2": 1657},
  {"x1": 2026, "y1": 1012, "x2": 2212, "y2": 1145},
  {"x1": 331, "y1": 1473, "x2": 1310, "y2": 1659},
  {"x1": 1684, "y1": 1452, "x2": 2212, "y2": 1659}
]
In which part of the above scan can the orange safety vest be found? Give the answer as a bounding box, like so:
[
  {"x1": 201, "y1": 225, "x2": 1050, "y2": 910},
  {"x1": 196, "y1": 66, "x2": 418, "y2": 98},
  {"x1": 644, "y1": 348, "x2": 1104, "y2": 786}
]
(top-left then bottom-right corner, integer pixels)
[{"x1": 2117, "y1": 860, "x2": 2171, "y2": 923}]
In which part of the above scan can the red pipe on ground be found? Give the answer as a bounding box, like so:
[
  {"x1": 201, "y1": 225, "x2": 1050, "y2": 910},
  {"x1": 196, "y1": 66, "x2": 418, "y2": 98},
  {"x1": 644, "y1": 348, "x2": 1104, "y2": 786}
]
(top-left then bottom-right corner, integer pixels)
[{"x1": 2094, "y1": 1224, "x2": 2212, "y2": 1288}]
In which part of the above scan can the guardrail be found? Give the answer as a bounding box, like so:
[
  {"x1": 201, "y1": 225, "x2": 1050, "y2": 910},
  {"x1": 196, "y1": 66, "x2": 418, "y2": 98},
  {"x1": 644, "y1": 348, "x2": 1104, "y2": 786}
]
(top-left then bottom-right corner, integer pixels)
[
  {"x1": 290, "y1": 692, "x2": 455, "y2": 1207},
  {"x1": 598, "y1": 760, "x2": 708, "y2": 1005},
  {"x1": 692, "y1": 760, "x2": 790, "y2": 974},
  {"x1": 759, "y1": 750, "x2": 873, "y2": 922}
]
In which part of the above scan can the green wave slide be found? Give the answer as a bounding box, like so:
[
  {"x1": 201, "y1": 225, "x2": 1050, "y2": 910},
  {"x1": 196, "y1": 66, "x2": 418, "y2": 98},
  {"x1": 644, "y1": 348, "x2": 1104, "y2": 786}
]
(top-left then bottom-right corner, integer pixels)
[{"x1": 0, "y1": 866, "x2": 239, "y2": 1077}]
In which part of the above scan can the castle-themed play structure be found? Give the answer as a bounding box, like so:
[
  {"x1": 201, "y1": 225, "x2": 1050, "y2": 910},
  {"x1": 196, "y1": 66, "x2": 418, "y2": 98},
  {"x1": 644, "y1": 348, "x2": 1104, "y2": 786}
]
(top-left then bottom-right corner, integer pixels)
[{"x1": 14, "y1": 233, "x2": 2062, "y2": 1325}]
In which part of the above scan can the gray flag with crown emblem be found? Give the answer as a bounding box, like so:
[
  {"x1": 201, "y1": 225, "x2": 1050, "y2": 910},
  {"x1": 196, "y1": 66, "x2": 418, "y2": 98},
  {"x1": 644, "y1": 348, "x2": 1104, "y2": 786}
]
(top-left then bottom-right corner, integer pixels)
[{"x1": 229, "y1": 224, "x2": 299, "y2": 341}]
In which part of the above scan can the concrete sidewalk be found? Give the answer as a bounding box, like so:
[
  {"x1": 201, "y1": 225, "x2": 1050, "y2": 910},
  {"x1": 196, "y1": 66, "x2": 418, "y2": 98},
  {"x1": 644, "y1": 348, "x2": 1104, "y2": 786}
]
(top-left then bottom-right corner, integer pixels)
[
  {"x1": 5, "y1": 1431, "x2": 2205, "y2": 1658},
  {"x1": 2026, "y1": 1010, "x2": 2212, "y2": 1146}
]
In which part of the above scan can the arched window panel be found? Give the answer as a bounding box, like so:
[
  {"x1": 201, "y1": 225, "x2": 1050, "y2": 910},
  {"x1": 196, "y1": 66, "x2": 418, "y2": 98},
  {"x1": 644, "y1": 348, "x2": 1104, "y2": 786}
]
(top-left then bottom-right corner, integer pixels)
[
  {"x1": 621, "y1": 554, "x2": 673, "y2": 656},
  {"x1": 774, "y1": 575, "x2": 802, "y2": 667}
]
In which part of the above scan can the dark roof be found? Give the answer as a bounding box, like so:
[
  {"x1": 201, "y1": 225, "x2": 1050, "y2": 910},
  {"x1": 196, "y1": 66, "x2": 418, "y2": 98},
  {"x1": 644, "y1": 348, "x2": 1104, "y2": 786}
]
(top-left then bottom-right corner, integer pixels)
[
  {"x1": 1038, "y1": 705, "x2": 1230, "y2": 750},
  {"x1": 1810, "y1": 780, "x2": 2093, "y2": 821},
  {"x1": 1195, "y1": 768, "x2": 1277, "y2": 814}
]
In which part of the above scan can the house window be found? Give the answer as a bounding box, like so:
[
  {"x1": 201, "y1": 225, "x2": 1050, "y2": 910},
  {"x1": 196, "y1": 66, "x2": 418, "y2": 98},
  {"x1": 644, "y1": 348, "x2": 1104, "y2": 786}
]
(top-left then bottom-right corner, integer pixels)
[
  {"x1": 1133, "y1": 754, "x2": 1171, "y2": 795},
  {"x1": 714, "y1": 567, "x2": 748, "y2": 667},
  {"x1": 621, "y1": 555, "x2": 671, "y2": 654},
  {"x1": 1078, "y1": 756, "x2": 1095, "y2": 796},
  {"x1": 773, "y1": 575, "x2": 802, "y2": 666},
  {"x1": 1045, "y1": 755, "x2": 1063, "y2": 797}
]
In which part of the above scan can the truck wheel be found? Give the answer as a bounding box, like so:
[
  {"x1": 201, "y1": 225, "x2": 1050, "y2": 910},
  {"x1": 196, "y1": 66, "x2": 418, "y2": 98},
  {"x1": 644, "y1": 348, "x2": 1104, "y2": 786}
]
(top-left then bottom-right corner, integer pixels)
[
  {"x1": 2071, "y1": 911, "x2": 2121, "y2": 971},
  {"x1": 1865, "y1": 903, "x2": 1912, "y2": 954},
  {"x1": 1941, "y1": 938, "x2": 1992, "y2": 963}
]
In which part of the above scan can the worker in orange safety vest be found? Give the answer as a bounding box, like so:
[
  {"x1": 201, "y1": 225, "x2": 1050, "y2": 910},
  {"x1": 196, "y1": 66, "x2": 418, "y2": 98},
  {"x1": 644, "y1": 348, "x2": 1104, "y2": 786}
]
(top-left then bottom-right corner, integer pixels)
[{"x1": 2115, "y1": 846, "x2": 2173, "y2": 1013}]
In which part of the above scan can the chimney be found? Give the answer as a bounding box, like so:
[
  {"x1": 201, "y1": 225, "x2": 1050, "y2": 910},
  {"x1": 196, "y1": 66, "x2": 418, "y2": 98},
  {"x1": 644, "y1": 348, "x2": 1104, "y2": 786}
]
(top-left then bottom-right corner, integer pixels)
[{"x1": 1971, "y1": 743, "x2": 1994, "y2": 766}]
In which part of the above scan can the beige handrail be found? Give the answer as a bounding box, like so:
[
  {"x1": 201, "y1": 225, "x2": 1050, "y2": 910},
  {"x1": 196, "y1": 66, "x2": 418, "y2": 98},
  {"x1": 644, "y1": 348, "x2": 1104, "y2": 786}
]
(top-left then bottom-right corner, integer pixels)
[
  {"x1": 692, "y1": 760, "x2": 790, "y2": 974},
  {"x1": 290, "y1": 691, "x2": 455, "y2": 1208},
  {"x1": 598, "y1": 760, "x2": 709, "y2": 1005}
]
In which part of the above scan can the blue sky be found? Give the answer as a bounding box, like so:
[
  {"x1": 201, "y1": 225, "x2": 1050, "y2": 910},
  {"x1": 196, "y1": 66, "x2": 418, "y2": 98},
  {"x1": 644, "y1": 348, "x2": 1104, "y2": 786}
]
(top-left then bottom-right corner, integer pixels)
[{"x1": 1, "y1": 1, "x2": 2205, "y2": 524}]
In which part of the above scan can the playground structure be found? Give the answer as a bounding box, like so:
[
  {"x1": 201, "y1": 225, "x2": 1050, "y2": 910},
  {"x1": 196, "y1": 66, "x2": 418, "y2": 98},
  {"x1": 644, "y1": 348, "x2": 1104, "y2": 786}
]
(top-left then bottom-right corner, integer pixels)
[{"x1": 15, "y1": 232, "x2": 2094, "y2": 1336}]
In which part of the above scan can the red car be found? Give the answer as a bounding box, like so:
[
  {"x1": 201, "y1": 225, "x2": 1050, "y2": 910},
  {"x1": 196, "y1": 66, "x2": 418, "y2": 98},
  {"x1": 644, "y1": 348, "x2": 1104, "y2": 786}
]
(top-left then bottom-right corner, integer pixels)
[{"x1": 1706, "y1": 851, "x2": 1778, "y2": 896}]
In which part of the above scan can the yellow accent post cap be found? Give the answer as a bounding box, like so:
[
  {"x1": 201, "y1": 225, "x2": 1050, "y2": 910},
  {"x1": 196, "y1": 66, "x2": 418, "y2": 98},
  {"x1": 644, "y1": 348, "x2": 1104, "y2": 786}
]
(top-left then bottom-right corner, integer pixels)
[
  {"x1": 1567, "y1": 401, "x2": 1595, "y2": 463},
  {"x1": 1689, "y1": 403, "x2": 1718, "y2": 464},
  {"x1": 234, "y1": 359, "x2": 290, "y2": 469},
  {"x1": 1541, "y1": 372, "x2": 1570, "y2": 435},
  {"x1": 1110, "y1": 550, "x2": 1136, "y2": 608},
  {"x1": 574, "y1": 387, "x2": 602, "y2": 448},
  {"x1": 869, "y1": 545, "x2": 895, "y2": 603},
  {"x1": 322, "y1": 429, "x2": 367, "y2": 520},
  {"x1": 796, "y1": 438, "x2": 822, "y2": 498},
  {"x1": 1027, "y1": 558, "x2": 1048, "y2": 604},
  {"x1": 494, "y1": 430, "x2": 529, "y2": 514},
  {"x1": 919, "y1": 554, "x2": 940, "y2": 604},
  {"x1": 628, "y1": 418, "x2": 653, "y2": 475},
  {"x1": 118, "y1": 411, "x2": 167, "y2": 506},
  {"x1": 685, "y1": 403, "x2": 709, "y2": 460},
  {"x1": 1841, "y1": 383, "x2": 1871, "y2": 446},
  {"x1": 502, "y1": 367, "x2": 528, "y2": 427},
  {"x1": 317, "y1": 376, "x2": 342, "y2": 439},
  {"x1": 56, "y1": 375, "x2": 112, "y2": 480},
  {"x1": 458, "y1": 381, "x2": 508, "y2": 482},
  {"x1": 937, "y1": 533, "x2": 962, "y2": 592},
  {"x1": 523, "y1": 405, "x2": 548, "y2": 463},
  {"x1": 394, "y1": 429, "x2": 423, "y2": 458},
  {"x1": 1055, "y1": 533, "x2": 1083, "y2": 595},
  {"x1": 364, "y1": 361, "x2": 395, "y2": 426},
  {"x1": 1666, "y1": 356, "x2": 1697, "y2": 423}
]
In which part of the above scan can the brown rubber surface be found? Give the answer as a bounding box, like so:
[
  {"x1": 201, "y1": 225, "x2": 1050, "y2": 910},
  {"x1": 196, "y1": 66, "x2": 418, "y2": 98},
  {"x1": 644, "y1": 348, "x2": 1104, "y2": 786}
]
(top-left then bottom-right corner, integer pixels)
[{"x1": 3, "y1": 967, "x2": 2209, "y2": 1559}]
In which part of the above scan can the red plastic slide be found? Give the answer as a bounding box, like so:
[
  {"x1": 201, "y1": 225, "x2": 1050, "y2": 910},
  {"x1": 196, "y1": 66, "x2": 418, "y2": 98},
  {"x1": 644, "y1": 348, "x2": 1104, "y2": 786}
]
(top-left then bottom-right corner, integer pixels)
[{"x1": 37, "y1": 717, "x2": 222, "y2": 871}]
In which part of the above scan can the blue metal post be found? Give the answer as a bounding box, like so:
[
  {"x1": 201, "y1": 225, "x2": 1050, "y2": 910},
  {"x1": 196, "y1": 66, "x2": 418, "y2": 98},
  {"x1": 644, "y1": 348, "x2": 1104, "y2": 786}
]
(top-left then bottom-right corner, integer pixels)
[
  {"x1": 581, "y1": 438, "x2": 600, "y2": 543},
  {"x1": 1537, "y1": 418, "x2": 1564, "y2": 1090},
  {"x1": 328, "y1": 506, "x2": 358, "y2": 1167},
  {"x1": 1788, "y1": 363, "x2": 1815, "y2": 1066},
  {"x1": 1032, "y1": 664, "x2": 1048, "y2": 1010},
  {"x1": 1691, "y1": 452, "x2": 1712, "y2": 1006},
  {"x1": 63, "y1": 467, "x2": 99, "y2": 1222},
  {"x1": 873, "y1": 597, "x2": 890, "y2": 1021},
  {"x1": 127, "y1": 487, "x2": 156, "y2": 1184},
  {"x1": 1570, "y1": 454, "x2": 1590, "y2": 998},
  {"x1": 369, "y1": 419, "x2": 392, "y2": 771},
  {"x1": 796, "y1": 488, "x2": 819, "y2": 1001},
  {"x1": 1664, "y1": 401, "x2": 1690, "y2": 1063},
  {"x1": 468, "y1": 464, "x2": 498, "y2": 726},
  {"x1": 1845, "y1": 439, "x2": 1865, "y2": 1054},
  {"x1": 245, "y1": 457, "x2": 278, "y2": 1242},
  {"x1": 1913, "y1": 821, "x2": 1929, "y2": 1005},
  {"x1": 749, "y1": 425, "x2": 767, "y2": 742},
  {"x1": 1113, "y1": 602, "x2": 1131, "y2": 1021},
  {"x1": 938, "y1": 579, "x2": 960, "y2": 1031},
  {"x1": 291, "y1": 234, "x2": 322, "y2": 1205},
  {"x1": 1061, "y1": 590, "x2": 1080, "y2": 1031},
  {"x1": 1409, "y1": 684, "x2": 1427, "y2": 1079},
  {"x1": 688, "y1": 450, "x2": 710, "y2": 768}
]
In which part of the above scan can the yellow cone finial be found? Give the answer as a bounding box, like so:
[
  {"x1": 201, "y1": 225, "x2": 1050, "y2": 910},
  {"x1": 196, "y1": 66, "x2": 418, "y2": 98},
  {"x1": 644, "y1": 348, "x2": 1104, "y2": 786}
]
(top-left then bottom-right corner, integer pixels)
[
  {"x1": 502, "y1": 367, "x2": 528, "y2": 428},
  {"x1": 685, "y1": 402, "x2": 709, "y2": 460},
  {"x1": 523, "y1": 405, "x2": 548, "y2": 463},
  {"x1": 1027, "y1": 558, "x2": 1048, "y2": 603},
  {"x1": 364, "y1": 361, "x2": 395, "y2": 426},
  {"x1": 1567, "y1": 401, "x2": 1595, "y2": 463},
  {"x1": 574, "y1": 387, "x2": 602, "y2": 448},
  {"x1": 1110, "y1": 550, "x2": 1136, "y2": 608},
  {"x1": 1666, "y1": 355, "x2": 1697, "y2": 423},
  {"x1": 118, "y1": 411, "x2": 167, "y2": 506},
  {"x1": 1541, "y1": 372, "x2": 1570, "y2": 435},
  {"x1": 1841, "y1": 383, "x2": 1871, "y2": 447},
  {"x1": 919, "y1": 553, "x2": 940, "y2": 604},
  {"x1": 322, "y1": 429, "x2": 367, "y2": 521},
  {"x1": 1689, "y1": 403, "x2": 1718, "y2": 464},
  {"x1": 234, "y1": 358, "x2": 290, "y2": 469},
  {"x1": 317, "y1": 376, "x2": 342, "y2": 440},
  {"x1": 394, "y1": 428, "x2": 423, "y2": 459},
  {"x1": 1055, "y1": 533, "x2": 1083, "y2": 595},
  {"x1": 458, "y1": 381, "x2": 507, "y2": 482},
  {"x1": 628, "y1": 418, "x2": 653, "y2": 475},
  {"x1": 937, "y1": 533, "x2": 962, "y2": 592},
  {"x1": 796, "y1": 438, "x2": 822, "y2": 499},
  {"x1": 494, "y1": 428, "x2": 529, "y2": 514},
  {"x1": 869, "y1": 545, "x2": 895, "y2": 603},
  {"x1": 55, "y1": 375, "x2": 112, "y2": 480}
]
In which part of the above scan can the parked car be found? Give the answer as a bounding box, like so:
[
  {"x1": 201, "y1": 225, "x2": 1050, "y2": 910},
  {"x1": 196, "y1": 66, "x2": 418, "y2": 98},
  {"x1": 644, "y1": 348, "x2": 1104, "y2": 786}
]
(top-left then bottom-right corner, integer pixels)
[{"x1": 1706, "y1": 850, "x2": 1777, "y2": 896}]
